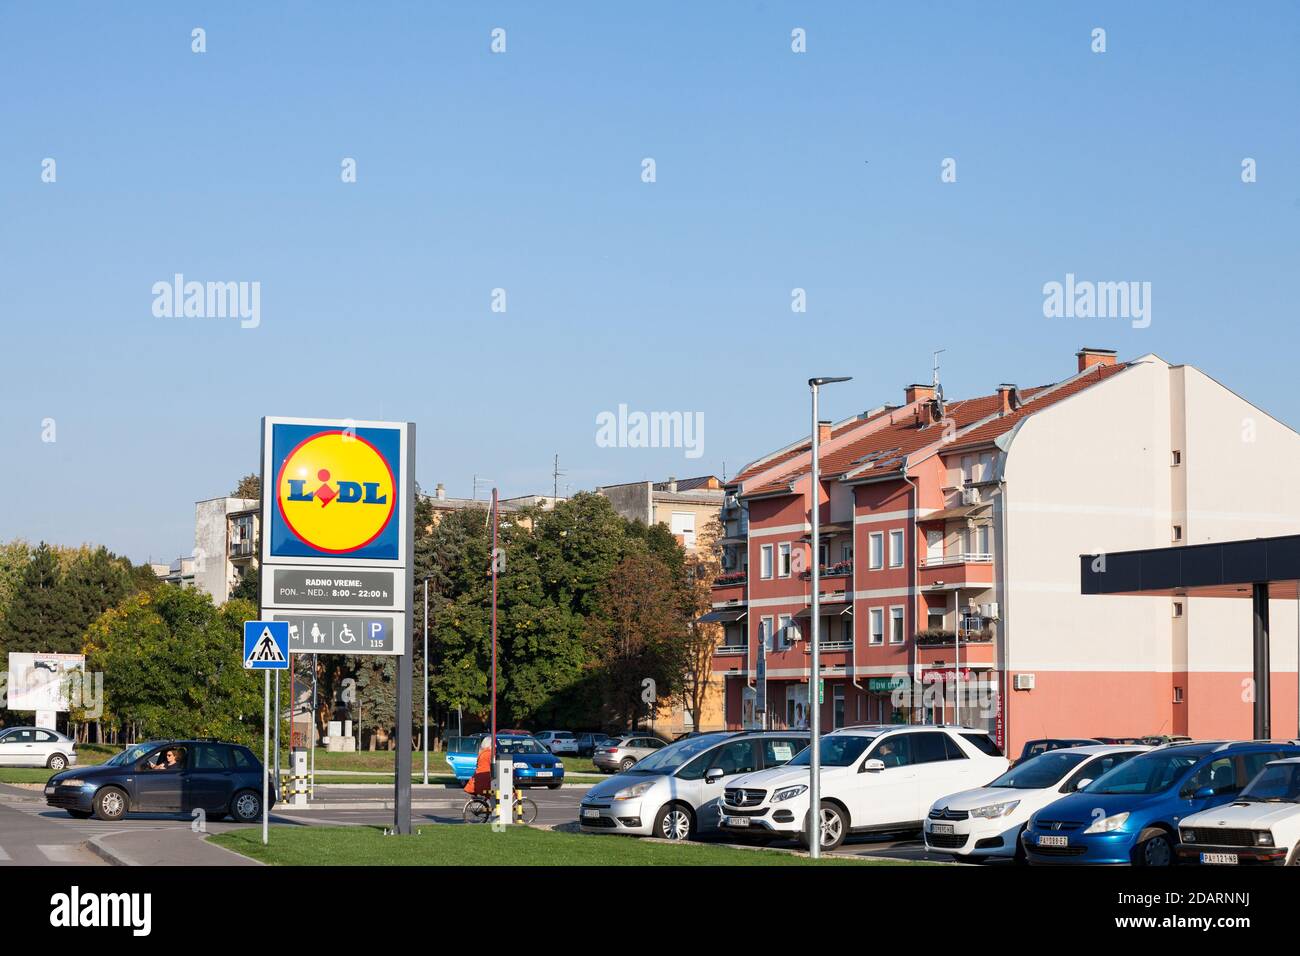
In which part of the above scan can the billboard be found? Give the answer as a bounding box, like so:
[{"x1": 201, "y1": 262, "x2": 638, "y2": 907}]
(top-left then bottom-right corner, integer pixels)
[{"x1": 6, "y1": 653, "x2": 85, "y2": 713}]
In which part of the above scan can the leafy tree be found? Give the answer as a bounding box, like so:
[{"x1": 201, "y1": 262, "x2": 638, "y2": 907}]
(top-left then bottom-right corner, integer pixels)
[
  {"x1": 232, "y1": 474, "x2": 261, "y2": 500},
  {"x1": 0, "y1": 543, "x2": 80, "y2": 654},
  {"x1": 680, "y1": 516, "x2": 724, "y2": 730},
  {"x1": 0, "y1": 540, "x2": 32, "y2": 623},
  {"x1": 230, "y1": 565, "x2": 259, "y2": 603}
]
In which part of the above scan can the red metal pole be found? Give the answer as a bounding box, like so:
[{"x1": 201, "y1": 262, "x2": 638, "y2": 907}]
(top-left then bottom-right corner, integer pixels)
[{"x1": 491, "y1": 488, "x2": 498, "y2": 759}]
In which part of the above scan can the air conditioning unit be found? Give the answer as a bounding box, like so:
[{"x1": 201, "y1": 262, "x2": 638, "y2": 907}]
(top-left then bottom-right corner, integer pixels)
[
  {"x1": 1013, "y1": 673, "x2": 1035, "y2": 691},
  {"x1": 979, "y1": 602, "x2": 1000, "y2": 620},
  {"x1": 960, "y1": 486, "x2": 981, "y2": 506}
]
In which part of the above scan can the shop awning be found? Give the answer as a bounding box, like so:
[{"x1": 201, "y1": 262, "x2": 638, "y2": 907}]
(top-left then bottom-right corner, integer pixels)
[{"x1": 698, "y1": 607, "x2": 747, "y2": 624}]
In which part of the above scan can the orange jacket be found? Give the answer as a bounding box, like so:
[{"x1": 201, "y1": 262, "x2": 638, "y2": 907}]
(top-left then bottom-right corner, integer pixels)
[{"x1": 464, "y1": 742, "x2": 494, "y2": 795}]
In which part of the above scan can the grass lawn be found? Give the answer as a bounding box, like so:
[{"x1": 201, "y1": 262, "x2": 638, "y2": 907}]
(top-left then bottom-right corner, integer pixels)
[
  {"x1": 0, "y1": 743, "x2": 121, "y2": 785},
  {"x1": 210, "y1": 824, "x2": 915, "y2": 866}
]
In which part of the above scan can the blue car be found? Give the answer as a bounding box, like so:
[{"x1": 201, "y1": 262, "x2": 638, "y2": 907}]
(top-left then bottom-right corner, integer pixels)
[
  {"x1": 44, "y1": 738, "x2": 274, "y2": 822},
  {"x1": 444, "y1": 734, "x2": 565, "y2": 789},
  {"x1": 1023, "y1": 740, "x2": 1300, "y2": 866}
]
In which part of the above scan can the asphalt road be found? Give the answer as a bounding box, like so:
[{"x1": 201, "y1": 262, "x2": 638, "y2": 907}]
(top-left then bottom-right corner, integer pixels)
[{"x1": 0, "y1": 782, "x2": 952, "y2": 865}]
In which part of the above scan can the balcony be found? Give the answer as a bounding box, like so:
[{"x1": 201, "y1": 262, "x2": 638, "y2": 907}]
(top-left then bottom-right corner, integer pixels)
[
  {"x1": 800, "y1": 560, "x2": 852, "y2": 580},
  {"x1": 229, "y1": 539, "x2": 256, "y2": 559},
  {"x1": 713, "y1": 571, "x2": 747, "y2": 587},
  {"x1": 715, "y1": 643, "x2": 747, "y2": 656},
  {"x1": 914, "y1": 627, "x2": 993, "y2": 646},
  {"x1": 917, "y1": 553, "x2": 994, "y2": 590}
]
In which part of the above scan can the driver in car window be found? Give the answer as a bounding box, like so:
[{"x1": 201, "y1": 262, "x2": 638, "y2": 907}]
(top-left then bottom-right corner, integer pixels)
[
  {"x1": 875, "y1": 740, "x2": 903, "y2": 768},
  {"x1": 148, "y1": 747, "x2": 183, "y2": 771}
]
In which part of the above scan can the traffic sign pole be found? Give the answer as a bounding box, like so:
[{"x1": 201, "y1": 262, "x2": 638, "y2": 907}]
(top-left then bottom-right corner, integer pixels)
[{"x1": 262, "y1": 669, "x2": 270, "y2": 846}]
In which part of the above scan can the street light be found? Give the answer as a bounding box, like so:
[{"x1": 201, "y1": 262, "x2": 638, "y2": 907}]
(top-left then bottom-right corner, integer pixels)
[{"x1": 808, "y1": 375, "x2": 851, "y2": 860}]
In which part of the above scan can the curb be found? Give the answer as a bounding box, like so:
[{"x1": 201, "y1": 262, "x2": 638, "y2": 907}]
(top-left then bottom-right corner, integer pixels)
[{"x1": 84, "y1": 835, "x2": 128, "y2": 866}]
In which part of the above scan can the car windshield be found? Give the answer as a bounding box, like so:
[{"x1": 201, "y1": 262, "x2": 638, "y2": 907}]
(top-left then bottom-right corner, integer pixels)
[
  {"x1": 628, "y1": 734, "x2": 729, "y2": 774},
  {"x1": 1083, "y1": 747, "x2": 1212, "y2": 795},
  {"x1": 105, "y1": 743, "x2": 159, "y2": 767},
  {"x1": 989, "y1": 750, "x2": 1089, "y2": 789},
  {"x1": 787, "y1": 735, "x2": 873, "y2": 768},
  {"x1": 496, "y1": 737, "x2": 548, "y2": 755},
  {"x1": 1239, "y1": 763, "x2": 1300, "y2": 802}
]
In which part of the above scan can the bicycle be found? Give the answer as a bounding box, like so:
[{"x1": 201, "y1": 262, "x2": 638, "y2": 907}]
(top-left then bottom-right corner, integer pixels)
[{"x1": 462, "y1": 790, "x2": 538, "y2": 825}]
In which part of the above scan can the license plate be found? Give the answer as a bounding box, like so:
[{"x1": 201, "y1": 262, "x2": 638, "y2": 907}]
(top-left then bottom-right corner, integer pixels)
[
  {"x1": 44, "y1": 786, "x2": 54, "y2": 795},
  {"x1": 1200, "y1": 852, "x2": 1238, "y2": 865},
  {"x1": 723, "y1": 816, "x2": 751, "y2": 828},
  {"x1": 534, "y1": 771, "x2": 552, "y2": 777},
  {"x1": 930, "y1": 823, "x2": 955, "y2": 835},
  {"x1": 581, "y1": 808, "x2": 600, "y2": 820},
  {"x1": 1037, "y1": 834, "x2": 1069, "y2": 847}
]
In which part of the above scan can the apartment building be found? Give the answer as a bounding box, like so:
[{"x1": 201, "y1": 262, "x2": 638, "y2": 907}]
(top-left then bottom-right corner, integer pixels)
[
  {"x1": 597, "y1": 475, "x2": 725, "y2": 552},
  {"x1": 711, "y1": 349, "x2": 1300, "y2": 755}
]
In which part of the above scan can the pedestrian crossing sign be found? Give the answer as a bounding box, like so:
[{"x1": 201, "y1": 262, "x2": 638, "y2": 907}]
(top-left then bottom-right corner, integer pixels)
[{"x1": 243, "y1": 621, "x2": 290, "y2": 669}]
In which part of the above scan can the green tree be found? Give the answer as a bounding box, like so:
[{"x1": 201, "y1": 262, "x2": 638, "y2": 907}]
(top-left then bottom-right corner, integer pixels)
[
  {"x1": 0, "y1": 539, "x2": 32, "y2": 624},
  {"x1": 0, "y1": 543, "x2": 80, "y2": 654},
  {"x1": 232, "y1": 474, "x2": 261, "y2": 500}
]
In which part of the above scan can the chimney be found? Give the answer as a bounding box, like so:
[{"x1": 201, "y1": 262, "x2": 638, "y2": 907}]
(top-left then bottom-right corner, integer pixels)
[
  {"x1": 905, "y1": 383, "x2": 935, "y2": 405},
  {"x1": 997, "y1": 384, "x2": 1017, "y2": 415},
  {"x1": 435, "y1": 483, "x2": 446, "y2": 501},
  {"x1": 667, "y1": 476, "x2": 678, "y2": 492},
  {"x1": 1076, "y1": 347, "x2": 1117, "y2": 373},
  {"x1": 817, "y1": 420, "x2": 832, "y2": 443}
]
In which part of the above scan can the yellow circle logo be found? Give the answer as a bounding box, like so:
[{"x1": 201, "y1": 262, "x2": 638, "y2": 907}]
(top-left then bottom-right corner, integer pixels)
[{"x1": 276, "y1": 431, "x2": 396, "y2": 554}]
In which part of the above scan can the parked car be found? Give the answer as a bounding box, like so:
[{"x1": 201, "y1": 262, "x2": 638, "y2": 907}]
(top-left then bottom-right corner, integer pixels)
[
  {"x1": 579, "y1": 731, "x2": 809, "y2": 840},
  {"x1": 720, "y1": 725, "x2": 1009, "y2": 851},
  {"x1": 924, "y1": 745, "x2": 1149, "y2": 861},
  {"x1": 1178, "y1": 757, "x2": 1300, "y2": 865},
  {"x1": 1022, "y1": 740, "x2": 1300, "y2": 865},
  {"x1": 534, "y1": 731, "x2": 579, "y2": 755},
  {"x1": 0, "y1": 726, "x2": 77, "y2": 770},
  {"x1": 1095, "y1": 737, "x2": 1145, "y2": 745},
  {"x1": 444, "y1": 736, "x2": 483, "y2": 782},
  {"x1": 44, "y1": 739, "x2": 274, "y2": 822},
  {"x1": 1139, "y1": 735, "x2": 1193, "y2": 746},
  {"x1": 443, "y1": 733, "x2": 565, "y2": 788},
  {"x1": 575, "y1": 732, "x2": 615, "y2": 757},
  {"x1": 1013, "y1": 738, "x2": 1101, "y2": 765},
  {"x1": 593, "y1": 734, "x2": 667, "y2": 772}
]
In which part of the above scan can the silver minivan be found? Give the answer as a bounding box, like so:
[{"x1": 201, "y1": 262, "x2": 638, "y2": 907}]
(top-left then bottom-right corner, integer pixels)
[{"x1": 580, "y1": 731, "x2": 809, "y2": 840}]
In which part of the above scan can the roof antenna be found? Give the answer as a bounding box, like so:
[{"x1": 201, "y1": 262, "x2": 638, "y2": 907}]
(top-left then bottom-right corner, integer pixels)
[
  {"x1": 932, "y1": 348, "x2": 947, "y2": 415},
  {"x1": 552, "y1": 453, "x2": 566, "y2": 501}
]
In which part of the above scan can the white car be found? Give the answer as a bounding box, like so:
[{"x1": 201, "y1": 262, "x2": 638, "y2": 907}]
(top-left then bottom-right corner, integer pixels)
[
  {"x1": 0, "y1": 726, "x2": 78, "y2": 771},
  {"x1": 1178, "y1": 757, "x2": 1300, "y2": 866},
  {"x1": 534, "y1": 731, "x2": 579, "y2": 755},
  {"x1": 924, "y1": 744, "x2": 1150, "y2": 861},
  {"x1": 720, "y1": 725, "x2": 1009, "y2": 851}
]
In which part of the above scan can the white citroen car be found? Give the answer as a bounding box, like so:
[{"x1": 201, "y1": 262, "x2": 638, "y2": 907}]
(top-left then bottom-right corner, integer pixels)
[
  {"x1": 719, "y1": 725, "x2": 1008, "y2": 851},
  {"x1": 1178, "y1": 757, "x2": 1300, "y2": 866},
  {"x1": 924, "y1": 744, "x2": 1150, "y2": 861},
  {"x1": 0, "y1": 726, "x2": 78, "y2": 770}
]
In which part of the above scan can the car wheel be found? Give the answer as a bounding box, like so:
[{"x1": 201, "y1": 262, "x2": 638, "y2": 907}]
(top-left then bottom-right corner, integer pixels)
[
  {"x1": 547, "y1": 782, "x2": 562, "y2": 790},
  {"x1": 1287, "y1": 842, "x2": 1300, "y2": 866},
  {"x1": 654, "y1": 803, "x2": 695, "y2": 841},
  {"x1": 619, "y1": 758, "x2": 635, "y2": 771},
  {"x1": 1013, "y1": 826, "x2": 1029, "y2": 865},
  {"x1": 93, "y1": 787, "x2": 128, "y2": 822},
  {"x1": 47, "y1": 753, "x2": 68, "y2": 771},
  {"x1": 1135, "y1": 829, "x2": 1174, "y2": 867},
  {"x1": 66, "y1": 809, "x2": 92, "y2": 819},
  {"x1": 805, "y1": 802, "x2": 848, "y2": 852},
  {"x1": 230, "y1": 789, "x2": 262, "y2": 823}
]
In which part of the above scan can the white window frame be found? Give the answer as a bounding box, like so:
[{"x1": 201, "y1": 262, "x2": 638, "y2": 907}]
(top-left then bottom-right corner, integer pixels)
[
  {"x1": 777, "y1": 613, "x2": 796, "y2": 648},
  {"x1": 670, "y1": 511, "x2": 696, "y2": 549},
  {"x1": 889, "y1": 605, "x2": 905, "y2": 644},
  {"x1": 841, "y1": 542, "x2": 853, "y2": 564},
  {"x1": 869, "y1": 607, "x2": 884, "y2": 645},
  {"x1": 888, "y1": 529, "x2": 904, "y2": 568},
  {"x1": 926, "y1": 528, "x2": 943, "y2": 564},
  {"x1": 976, "y1": 524, "x2": 990, "y2": 555},
  {"x1": 759, "y1": 615, "x2": 774, "y2": 652},
  {"x1": 778, "y1": 542, "x2": 792, "y2": 578},
  {"x1": 760, "y1": 544, "x2": 774, "y2": 580},
  {"x1": 868, "y1": 532, "x2": 884, "y2": 570}
]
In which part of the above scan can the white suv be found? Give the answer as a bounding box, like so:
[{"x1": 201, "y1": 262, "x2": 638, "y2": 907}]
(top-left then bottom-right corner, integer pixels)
[
  {"x1": 534, "y1": 731, "x2": 579, "y2": 755},
  {"x1": 720, "y1": 725, "x2": 1008, "y2": 851},
  {"x1": 1178, "y1": 757, "x2": 1300, "y2": 866}
]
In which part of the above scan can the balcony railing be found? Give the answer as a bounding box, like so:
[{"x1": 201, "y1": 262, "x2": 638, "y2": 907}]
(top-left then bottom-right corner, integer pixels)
[
  {"x1": 800, "y1": 560, "x2": 852, "y2": 580},
  {"x1": 715, "y1": 643, "x2": 747, "y2": 655},
  {"x1": 914, "y1": 627, "x2": 994, "y2": 646},
  {"x1": 229, "y1": 539, "x2": 256, "y2": 558},
  {"x1": 919, "y1": 552, "x2": 992, "y2": 568},
  {"x1": 713, "y1": 571, "x2": 747, "y2": 587}
]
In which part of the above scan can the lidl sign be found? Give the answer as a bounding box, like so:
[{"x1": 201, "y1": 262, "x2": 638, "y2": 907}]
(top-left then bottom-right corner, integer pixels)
[{"x1": 261, "y1": 418, "x2": 409, "y2": 564}]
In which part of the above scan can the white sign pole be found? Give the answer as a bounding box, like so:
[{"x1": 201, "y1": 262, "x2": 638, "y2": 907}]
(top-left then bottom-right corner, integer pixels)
[{"x1": 262, "y1": 669, "x2": 270, "y2": 846}]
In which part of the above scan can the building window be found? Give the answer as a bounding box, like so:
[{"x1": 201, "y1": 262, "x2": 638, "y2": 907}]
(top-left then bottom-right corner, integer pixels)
[
  {"x1": 869, "y1": 608, "x2": 884, "y2": 645},
  {"x1": 778, "y1": 542, "x2": 792, "y2": 577},
  {"x1": 889, "y1": 606, "x2": 905, "y2": 644},
  {"x1": 760, "y1": 544, "x2": 773, "y2": 579},
  {"x1": 1173, "y1": 601, "x2": 1184, "y2": 618},
  {"x1": 928, "y1": 608, "x2": 944, "y2": 630},
  {"x1": 818, "y1": 543, "x2": 829, "y2": 568},
  {"x1": 976, "y1": 525, "x2": 990, "y2": 556},
  {"x1": 841, "y1": 543, "x2": 853, "y2": 564},
  {"x1": 759, "y1": 616, "x2": 773, "y2": 652},
  {"x1": 1172, "y1": 525, "x2": 1183, "y2": 542},
  {"x1": 670, "y1": 511, "x2": 696, "y2": 549},
  {"x1": 1171, "y1": 449, "x2": 1182, "y2": 466},
  {"x1": 777, "y1": 613, "x2": 796, "y2": 647},
  {"x1": 868, "y1": 532, "x2": 884, "y2": 570},
  {"x1": 888, "y1": 529, "x2": 904, "y2": 568},
  {"x1": 1173, "y1": 686, "x2": 1185, "y2": 704}
]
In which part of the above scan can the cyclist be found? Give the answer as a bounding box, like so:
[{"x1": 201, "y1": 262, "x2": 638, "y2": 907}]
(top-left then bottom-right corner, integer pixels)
[{"x1": 464, "y1": 734, "x2": 494, "y2": 798}]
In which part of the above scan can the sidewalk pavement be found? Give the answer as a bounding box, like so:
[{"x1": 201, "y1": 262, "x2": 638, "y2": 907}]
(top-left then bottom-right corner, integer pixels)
[{"x1": 85, "y1": 828, "x2": 262, "y2": 867}]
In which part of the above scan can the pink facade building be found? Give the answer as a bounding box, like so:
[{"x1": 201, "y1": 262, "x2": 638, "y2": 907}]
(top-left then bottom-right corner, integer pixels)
[{"x1": 709, "y1": 349, "x2": 1300, "y2": 756}]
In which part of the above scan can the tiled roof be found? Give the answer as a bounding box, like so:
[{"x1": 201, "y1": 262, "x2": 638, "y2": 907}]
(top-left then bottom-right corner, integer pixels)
[
  {"x1": 742, "y1": 362, "x2": 1129, "y2": 497},
  {"x1": 729, "y1": 408, "x2": 896, "y2": 486}
]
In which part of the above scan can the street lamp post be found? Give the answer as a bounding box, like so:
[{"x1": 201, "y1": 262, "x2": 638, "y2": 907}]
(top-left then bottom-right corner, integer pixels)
[{"x1": 808, "y1": 375, "x2": 851, "y2": 860}]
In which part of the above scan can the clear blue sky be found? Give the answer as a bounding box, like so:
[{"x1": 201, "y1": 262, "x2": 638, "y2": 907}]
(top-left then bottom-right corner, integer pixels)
[{"x1": 2, "y1": 2, "x2": 1297, "y2": 563}]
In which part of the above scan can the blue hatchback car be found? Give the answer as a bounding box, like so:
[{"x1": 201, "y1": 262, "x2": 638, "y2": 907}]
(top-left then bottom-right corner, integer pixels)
[
  {"x1": 1023, "y1": 740, "x2": 1300, "y2": 865},
  {"x1": 444, "y1": 734, "x2": 565, "y2": 789},
  {"x1": 44, "y1": 739, "x2": 274, "y2": 823}
]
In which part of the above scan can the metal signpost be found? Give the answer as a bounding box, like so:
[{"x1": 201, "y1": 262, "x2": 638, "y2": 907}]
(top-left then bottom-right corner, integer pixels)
[
  {"x1": 244, "y1": 620, "x2": 290, "y2": 846},
  {"x1": 259, "y1": 416, "x2": 416, "y2": 835}
]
